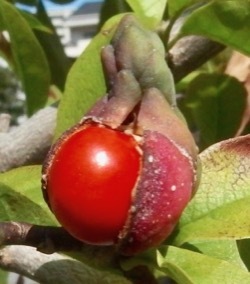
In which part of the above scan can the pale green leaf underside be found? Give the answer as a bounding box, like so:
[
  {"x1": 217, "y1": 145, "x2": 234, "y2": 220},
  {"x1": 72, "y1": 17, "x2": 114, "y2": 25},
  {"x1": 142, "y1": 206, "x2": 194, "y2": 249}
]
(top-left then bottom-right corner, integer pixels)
[
  {"x1": 185, "y1": 239, "x2": 247, "y2": 270},
  {"x1": 157, "y1": 246, "x2": 250, "y2": 284},
  {"x1": 181, "y1": 135, "x2": 250, "y2": 225},
  {"x1": 175, "y1": 135, "x2": 250, "y2": 245}
]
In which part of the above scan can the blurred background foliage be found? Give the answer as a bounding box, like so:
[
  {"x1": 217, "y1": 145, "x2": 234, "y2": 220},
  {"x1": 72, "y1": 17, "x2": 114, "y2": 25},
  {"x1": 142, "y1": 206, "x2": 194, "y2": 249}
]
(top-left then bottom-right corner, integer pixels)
[{"x1": 0, "y1": 66, "x2": 25, "y2": 125}]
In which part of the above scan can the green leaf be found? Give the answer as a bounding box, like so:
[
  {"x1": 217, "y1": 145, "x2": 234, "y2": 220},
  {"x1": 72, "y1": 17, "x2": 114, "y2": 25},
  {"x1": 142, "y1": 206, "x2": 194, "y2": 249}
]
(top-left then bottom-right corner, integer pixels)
[
  {"x1": 99, "y1": 0, "x2": 131, "y2": 29},
  {"x1": 174, "y1": 135, "x2": 250, "y2": 245},
  {"x1": 14, "y1": 0, "x2": 37, "y2": 6},
  {"x1": 35, "y1": 1, "x2": 71, "y2": 90},
  {"x1": 184, "y1": 240, "x2": 247, "y2": 270},
  {"x1": 0, "y1": 166, "x2": 56, "y2": 225},
  {"x1": 0, "y1": 269, "x2": 7, "y2": 284},
  {"x1": 183, "y1": 73, "x2": 246, "y2": 149},
  {"x1": 157, "y1": 246, "x2": 250, "y2": 284},
  {"x1": 19, "y1": 10, "x2": 52, "y2": 33},
  {"x1": 175, "y1": 197, "x2": 250, "y2": 245},
  {"x1": 55, "y1": 14, "x2": 125, "y2": 138},
  {"x1": 238, "y1": 239, "x2": 250, "y2": 270},
  {"x1": 167, "y1": 0, "x2": 203, "y2": 18},
  {"x1": 31, "y1": 257, "x2": 132, "y2": 284},
  {"x1": 0, "y1": 0, "x2": 50, "y2": 115},
  {"x1": 126, "y1": 0, "x2": 167, "y2": 28},
  {"x1": 179, "y1": 0, "x2": 250, "y2": 56}
]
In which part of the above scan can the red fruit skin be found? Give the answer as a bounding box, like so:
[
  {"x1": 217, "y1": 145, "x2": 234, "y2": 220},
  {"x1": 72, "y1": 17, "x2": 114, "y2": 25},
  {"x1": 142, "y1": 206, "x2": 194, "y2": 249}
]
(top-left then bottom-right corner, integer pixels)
[
  {"x1": 119, "y1": 131, "x2": 194, "y2": 255},
  {"x1": 42, "y1": 122, "x2": 141, "y2": 245}
]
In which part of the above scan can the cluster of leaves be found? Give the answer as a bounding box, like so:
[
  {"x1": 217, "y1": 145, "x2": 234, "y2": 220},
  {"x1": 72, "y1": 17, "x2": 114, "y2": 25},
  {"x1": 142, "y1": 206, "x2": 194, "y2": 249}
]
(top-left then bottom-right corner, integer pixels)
[{"x1": 0, "y1": 0, "x2": 250, "y2": 283}]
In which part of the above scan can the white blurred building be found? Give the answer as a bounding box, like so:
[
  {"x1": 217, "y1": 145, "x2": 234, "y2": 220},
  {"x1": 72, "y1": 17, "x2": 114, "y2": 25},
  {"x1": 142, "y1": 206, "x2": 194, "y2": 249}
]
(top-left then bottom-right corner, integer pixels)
[{"x1": 48, "y1": 1, "x2": 102, "y2": 58}]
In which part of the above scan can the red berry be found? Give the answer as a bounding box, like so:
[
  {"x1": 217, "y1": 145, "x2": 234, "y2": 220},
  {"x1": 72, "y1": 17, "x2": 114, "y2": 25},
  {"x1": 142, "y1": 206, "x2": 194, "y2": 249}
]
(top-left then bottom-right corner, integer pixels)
[{"x1": 43, "y1": 122, "x2": 141, "y2": 245}]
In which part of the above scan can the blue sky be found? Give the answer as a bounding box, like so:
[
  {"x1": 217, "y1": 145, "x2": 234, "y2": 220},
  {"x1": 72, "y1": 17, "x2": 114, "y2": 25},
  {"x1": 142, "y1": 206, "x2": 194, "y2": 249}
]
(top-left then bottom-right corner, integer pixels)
[{"x1": 43, "y1": 0, "x2": 102, "y2": 11}]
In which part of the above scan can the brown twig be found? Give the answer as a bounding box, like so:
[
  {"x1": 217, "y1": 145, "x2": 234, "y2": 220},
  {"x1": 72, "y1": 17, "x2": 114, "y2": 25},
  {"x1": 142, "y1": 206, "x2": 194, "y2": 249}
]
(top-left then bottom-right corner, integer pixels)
[
  {"x1": 0, "y1": 245, "x2": 131, "y2": 284},
  {"x1": 0, "y1": 221, "x2": 118, "y2": 266},
  {"x1": 0, "y1": 106, "x2": 57, "y2": 172},
  {"x1": 0, "y1": 221, "x2": 123, "y2": 269},
  {"x1": 0, "y1": 222, "x2": 157, "y2": 283},
  {"x1": 168, "y1": 35, "x2": 225, "y2": 82},
  {"x1": 0, "y1": 222, "x2": 83, "y2": 253}
]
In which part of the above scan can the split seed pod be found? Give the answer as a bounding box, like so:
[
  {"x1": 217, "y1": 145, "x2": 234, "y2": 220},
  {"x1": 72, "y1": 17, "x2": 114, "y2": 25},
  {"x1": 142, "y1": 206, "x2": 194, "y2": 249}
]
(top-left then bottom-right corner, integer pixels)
[{"x1": 42, "y1": 15, "x2": 198, "y2": 256}]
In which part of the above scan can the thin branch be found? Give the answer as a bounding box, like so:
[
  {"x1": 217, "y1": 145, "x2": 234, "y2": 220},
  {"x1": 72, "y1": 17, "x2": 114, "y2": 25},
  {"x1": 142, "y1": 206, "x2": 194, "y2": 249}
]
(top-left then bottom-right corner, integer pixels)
[
  {"x1": 0, "y1": 222, "x2": 83, "y2": 253},
  {"x1": 0, "y1": 245, "x2": 131, "y2": 284},
  {"x1": 0, "y1": 221, "x2": 120, "y2": 268},
  {"x1": 168, "y1": 35, "x2": 225, "y2": 82},
  {"x1": 0, "y1": 222, "x2": 155, "y2": 283},
  {"x1": 0, "y1": 106, "x2": 57, "y2": 173},
  {"x1": 0, "y1": 221, "x2": 118, "y2": 265}
]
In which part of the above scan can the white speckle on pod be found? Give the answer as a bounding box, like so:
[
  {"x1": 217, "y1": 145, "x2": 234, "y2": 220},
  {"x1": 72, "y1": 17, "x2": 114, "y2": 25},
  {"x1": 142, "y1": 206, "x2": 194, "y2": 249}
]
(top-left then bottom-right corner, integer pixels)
[
  {"x1": 148, "y1": 155, "x2": 154, "y2": 163},
  {"x1": 170, "y1": 185, "x2": 177, "y2": 191},
  {"x1": 154, "y1": 169, "x2": 160, "y2": 174}
]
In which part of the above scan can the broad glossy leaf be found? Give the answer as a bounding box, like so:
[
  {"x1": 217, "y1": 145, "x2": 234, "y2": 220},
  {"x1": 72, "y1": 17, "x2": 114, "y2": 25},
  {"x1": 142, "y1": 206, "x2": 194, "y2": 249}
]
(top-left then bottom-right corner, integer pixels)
[
  {"x1": 174, "y1": 135, "x2": 250, "y2": 245},
  {"x1": 126, "y1": 0, "x2": 167, "y2": 29},
  {"x1": 157, "y1": 246, "x2": 250, "y2": 284},
  {"x1": 179, "y1": 0, "x2": 250, "y2": 56},
  {"x1": 55, "y1": 14, "x2": 125, "y2": 138},
  {"x1": 183, "y1": 73, "x2": 246, "y2": 149},
  {"x1": 0, "y1": 166, "x2": 56, "y2": 225},
  {"x1": 0, "y1": 0, "x2": 50, "y2": 115}
]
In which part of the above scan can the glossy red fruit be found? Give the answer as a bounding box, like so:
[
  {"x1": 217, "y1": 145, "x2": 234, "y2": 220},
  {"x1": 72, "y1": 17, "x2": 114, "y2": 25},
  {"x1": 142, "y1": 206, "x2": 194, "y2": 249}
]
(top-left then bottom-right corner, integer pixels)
[{"x1": 42, "y1": 122, "x2": 141, "y2": 245}]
